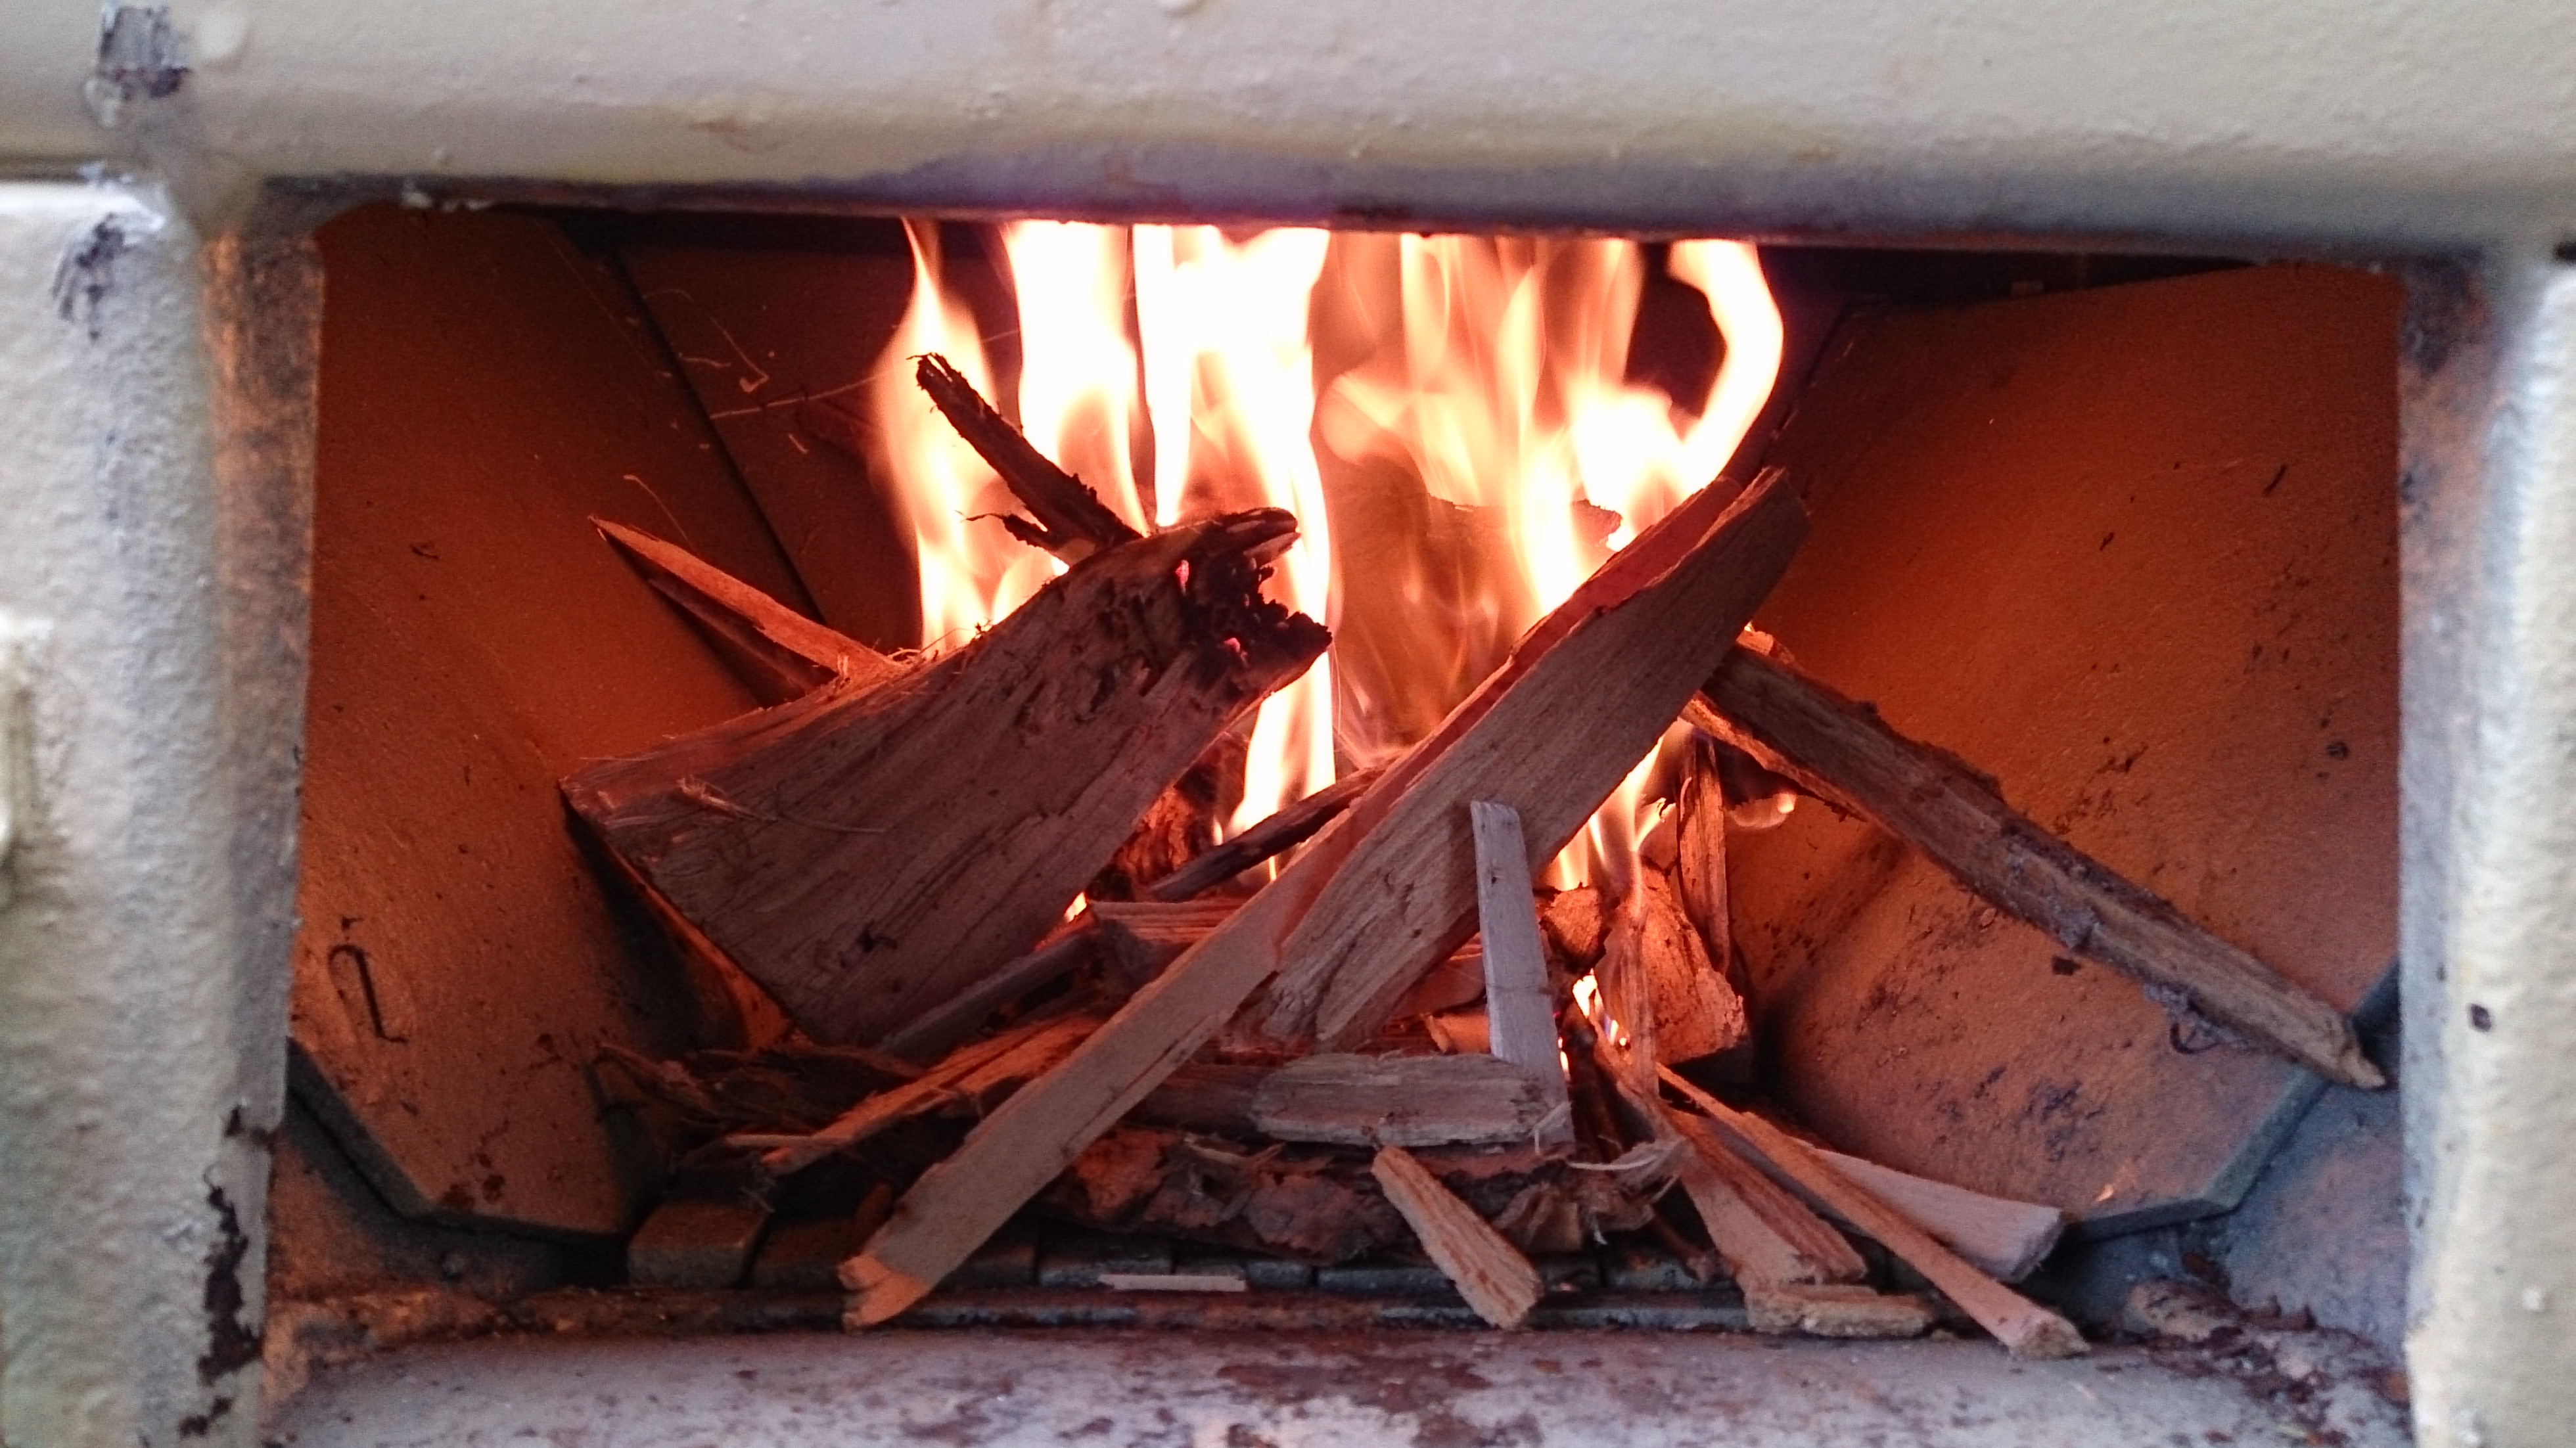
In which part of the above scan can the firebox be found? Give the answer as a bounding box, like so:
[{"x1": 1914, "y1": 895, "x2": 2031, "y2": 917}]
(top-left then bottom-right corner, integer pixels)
[{"x1": 2, "y1": 5, "x2": 2572, "y2": 1447}]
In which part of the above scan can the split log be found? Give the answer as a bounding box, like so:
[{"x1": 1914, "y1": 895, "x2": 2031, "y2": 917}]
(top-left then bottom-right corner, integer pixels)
[
  {"x1": 1250, "y1": 1053, "x2": 1553, "y2": 1148},
  {"x1": 1597, "y1": 865, "x2": 1747, "y2": 1070},
  {"x1": 1743, "y1": 1283, "x2": 1934, "y2": 1339},
  {"x1": 1813, "y1": 1149, "x2": 2067, "y2": 1283},
  {"x1": 564, "y1": 510, "x2": 1327, "y2": 1049},
  {"x1": 746, "y1": 1013, "x2": 1099, "y2": 1176},
  {"x1": 1470, "y1": 802, "x2": 1575, "y2": 1145},
  {"x1": 1091, "y1": 899, "x2": 1243, "y2": 988},
  {"x1": 1371, "y1": 1146, "x2": 1545, "y2": 1329},
  {"x1": 595, "y1": 518, "x2": 900, "y2": 704},
  {"x1": 1146, "y1": 767, "x2": 1383, "y2": 903},
  {"x1": 838, "y1": 470, "x2": 1806, "y2": 1325},
  {"x1": 1659, "y1": 1066, "x2": 2086, "y2": 1359},
  {"x1": 1690, "y1": 646, "x2": 2381, "y2": 1089},
  {"x1": 1672, "y1": 736, "x2": 1749, "y2": 995},
  {"x1": 913, "y1": 353, "x2": 1141, "y2": 562}
]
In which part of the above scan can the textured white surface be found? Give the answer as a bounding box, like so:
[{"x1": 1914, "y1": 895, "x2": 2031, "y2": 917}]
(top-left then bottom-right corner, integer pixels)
[
  {"x1": 0, "y1": 0, "x2": 2568, "y2": 239},
  {"x1": 272, "y1": 1330, "x2": 2413, "y2": 1448}
]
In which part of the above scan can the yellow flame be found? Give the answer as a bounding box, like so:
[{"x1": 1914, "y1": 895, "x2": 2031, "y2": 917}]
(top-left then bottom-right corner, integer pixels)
[
  {"x1": 1000, "y1": 221, "x2": 1150, "y2": 533},
  {"x1": 867, "y1": 221, "x2": 1057, "y2": 652},
  {"x1": 1134, "y1": 225, "x2": 1339, "y2": 838}
]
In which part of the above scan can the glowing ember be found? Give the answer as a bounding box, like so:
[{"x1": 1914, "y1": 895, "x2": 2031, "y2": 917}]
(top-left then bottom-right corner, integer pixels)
[{"x1": 867, "y1": 223, "x2": 1781, "y2": 871}]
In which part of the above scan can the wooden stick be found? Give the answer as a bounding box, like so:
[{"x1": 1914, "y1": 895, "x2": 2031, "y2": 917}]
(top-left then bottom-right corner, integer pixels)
[
  {"x1": 1690, "y1": 648, "x2": 2381, "y2": 1089},
  {"x1": 747, "y1": 1012, "x2": 1096, "y2": 1176},
  {"x1": 874, "y1": 924, "x2": 1095, "y2": 1061},
  {"x1": 1249, "y1": 1053, "x2": 1554, "y2": 1148},
  {"x1": 1813, "y1": 1148, "x2": 2067, "y2": 1283},
  {"x1": 1371, "y1": 1146, "x2": 1544, "y2": 1328},
  {"x1": 914, "y1": 353, "x2": 1141, "y2": 562},
  {"x1": 1659, "y1": 1066, "x2": 2086, "y2": 1359},
  {"x1": 837, "y1": 471, "x2": 1808, "y2": 1326},
  {"x1": 1469, "y1": 801, "x2": 1574, "y2": 1144},
  {"x1": 566, "y1": 514, "x2": 1326, "y2": 1050},
  {"x1": 1147, "y1": 768, "x2": 1383, "y2": 902},
  {"x1": 595, "y1": 518, "x2": 902, "y2": 702}
]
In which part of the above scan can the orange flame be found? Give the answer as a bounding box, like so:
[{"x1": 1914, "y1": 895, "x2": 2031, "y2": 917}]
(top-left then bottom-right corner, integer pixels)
[{"x1": 1133, "y1": 225, "x2": 1338, "y2": 838}]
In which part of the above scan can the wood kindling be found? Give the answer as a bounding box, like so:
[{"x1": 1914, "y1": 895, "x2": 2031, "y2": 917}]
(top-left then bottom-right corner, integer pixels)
[
  {"x1": 835, "y1": 470, "x2": 1808, "y2": 1326},
  {"x1": 913, "y1": 352, "x2": 1143, "y2": 561},
  {"x1": 1690, "y1": 646, "x2": 2382, "y2": 1089},
  {"x1": 1469, "y1": 800, "x2": 1575, "y2": 1145},
  {"x1": 1370, "y1": 1145, "x2": 1544, "y2": 1329}
]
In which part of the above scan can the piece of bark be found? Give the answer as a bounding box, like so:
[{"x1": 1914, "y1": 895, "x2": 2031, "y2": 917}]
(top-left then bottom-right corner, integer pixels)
[
  {"x1": 838, "y1": 472, "x2": 1806, "y2": 1326},
  {"x1": 595, "y1": 518, "x2": 900, "y2": 704},
  {"x1": 748, "y1": 1013, "x2": 1098, "y2": 1176},
  {"x1": 1371, "y1": 1146, "x2": 1544, "y2": 1329},
  {"x1": 1147, "y1": 767, "x2": 1383, "y2": 903},
  {"x1": 1814, "y1": 1148, "x2": 2068, "y2": 1282},
  {"x1": 628, "y1": 1197, "x2": 772, "y2": 1290},
  {"x1": 1541, "y1": 886, "x2": 1610, "y2": 967},
  {"x1": 1690, "y1": 648, "x2": 2381, "y2": 1089},
  {"x1": 1597, "y1": 865, "x2": 1747, "y2": 1070},
  {"x1": 914, "y1": 352, "x2": 1141, "y2": 562},
  {"x1": 1659, "y1": 1066, "x2": 2086, "y2": 1359},
  {"x1": 1091, "y1": 899, "x2": 1244, "y2": 988},
  {"x1": 1250, "y1": 1054, "x2": 1552, "y2": 1148},
  {"x1": 1673, "y1": 736, "x2": 1749, "y2": 995},
  {"x1": 1470, "y1": 801, "x2": 1574, "y2": 1145},
  {"x1": 566, "y1": 512, "x2": 1327, "y2": 1050},
  {"x1": 1743, "y1": 1282, "x2": 1935, "y2": 1338},
  {"x1": 875, "y1": 923, "x2": 1097, "y2": 1062}
]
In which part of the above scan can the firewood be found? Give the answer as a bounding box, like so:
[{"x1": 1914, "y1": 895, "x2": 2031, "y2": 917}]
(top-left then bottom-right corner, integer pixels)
[
  {"x1": 1146, "y1": 767, "x2": 1384, "y2": 903},
  {"x1": 1469, "y1": 801, "x2": 1575, "y2": 1144},
  {"x1": 1812, "y1": 1148, "x2": 2067, "y2": 1283},
  {"x1": 1672, "y1": 736, "x2": 1748, "y2": 995},
  {"x1": 1127, "y1": 1062, "x2": 1270, "y2": 1135},
  {"x1": 1659, "y1": 1066, "x2": 2086, "y2": 1359},
  {"x1": 1093, "y1": 733, "x2": 1245, "y2": 901},
  {"x1": 1743, "y1": 1282, "x2": 1934, "y2": 1339},
  {"x1": 1597, "y1": 865, "x2": 1747, "y2": 1070},
  {"x1": 565, "y1": 511, "x2": 1327, "y2": 1051},
  {"x1": 1540, "y1": 886, "x2": 1610, "y2": 967},
  {"x1": 1249, "y1": 1053, "x2": 1552, "y2": 1148},
  {"x1": 746, "y1": 1013, "x2": 1098, "y2": 1177},
  {"x1": 1090, "y1": 899, "x2": 1243, "y2": 987},
  {"x1": 1690, "y1": 648, "x2": 2381, "y2": 1089},
  {"x1": 837, "y1": 471, "x2": 1806, "y2": 1326},
  {"x1": 594, "y1": 518, "x2": 900, "y2": 704},
  {"x1": 874, "y1": 923, "x2": 1096, "y2": 1062},
  {"x1": 914, "y1": 353, "x2": 1141, "y2": 562},
  {"x1": 1371, "y1": 1146, "x2": 1544, "y2": 1328},
  {"x1": 1392, "y1": 943, "x2": 1488, "y2": 1020}
]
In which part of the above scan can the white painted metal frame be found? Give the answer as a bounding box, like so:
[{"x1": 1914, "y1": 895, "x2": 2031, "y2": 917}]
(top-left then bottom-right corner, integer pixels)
[{"x1": 0, "y1": 3, "x2": 2571, "y2": 1443}]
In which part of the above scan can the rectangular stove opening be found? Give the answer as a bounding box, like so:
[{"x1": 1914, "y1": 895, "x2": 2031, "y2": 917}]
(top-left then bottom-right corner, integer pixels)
[{"x1": 267, "y1": 201, "x2": 2403, "y2": 1399}]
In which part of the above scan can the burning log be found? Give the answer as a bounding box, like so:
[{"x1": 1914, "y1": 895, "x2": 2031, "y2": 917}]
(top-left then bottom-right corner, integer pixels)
[
  {"x1": 564, "y1": 510, "x2": 1328, "y2": 1050},
  {"x1": 1370, "y1": 1146, "x2": 1544, "y2": 1329},
  {"x1": 837, "y1": 470, "x2": 1808, "y2": 1326},
  {"x1": 1659, "y1": 1066, "x2": 2086, "y2": 1359},
  {"x1": 1249, "y1": 1053, "x2": 1555, "y2": 1148},
  {"x1": 1690, "y1": 646, "x2": 2382, "y2": 1089}
]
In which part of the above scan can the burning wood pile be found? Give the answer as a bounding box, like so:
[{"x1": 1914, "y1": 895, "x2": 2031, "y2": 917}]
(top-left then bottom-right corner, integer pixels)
[{"x1": 574, "y1": 356, "x2": 2379, "y2": 1359}]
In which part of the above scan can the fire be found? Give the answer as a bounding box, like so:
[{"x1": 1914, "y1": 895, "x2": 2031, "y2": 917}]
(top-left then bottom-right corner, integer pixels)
[{"x1": 867, "y1": 222, "x2": 1781, "y2": 879}]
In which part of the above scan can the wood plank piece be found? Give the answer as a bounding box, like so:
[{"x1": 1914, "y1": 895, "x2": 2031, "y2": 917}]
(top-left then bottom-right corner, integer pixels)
[
  {"x1": 1660, "y1": 1106, "x2": 1868, "y2": 1288},
  {"x1": 1659, "y1": 1066, "x2": 2086, "y2": 1358},
  {"x1": 1249, "y1": 1053, "x2": 1552, "y2": 1148},
  {"x1": 1470, "y1": 801, "x2": 1575, "y2": 1144},
  {"x1": 1815, "y1": 1149, "x2": 2067, "y2": 1283},
  {"x1": 594, "y1": 518, "x2": 902, "y2": 702},
  {"x1": 748, "y1": 1013, "x2": 1097, "y2": 1176},
  {"x1": 1690, "y1": 648, "x2": 2381, "y2": 1089},
  {"x1": 837, "y1": 471, "x2": 1808, "y2": 1326},
  {"x1": 1370, "y1": 1146, "x2": 1544, "y2": 1329}
]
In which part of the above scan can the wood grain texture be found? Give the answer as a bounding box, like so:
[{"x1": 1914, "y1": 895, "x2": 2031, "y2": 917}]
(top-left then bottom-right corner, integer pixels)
[
  {"x1": 1371, "y1": 1146, "x2": 1544, "y2": 1328},
  {"x1": 1814, "y1": 1148, "x2": 2067, "y2": 1283},
  {"x1": 1694, "y1": 650, "x2": 2378, "y2": 1087},
  {"x1": 1250, "y1": 1053, "x2": 1550, "y2": 1147},
  {"x1": 1471, "y1": 802, "x2": 1575, "y2": 1143},
  {"x1": 565, "y1": 515, "x2": 1325, "y2": 1047},
  {"x1": 1661, "y1": 1067, "x2": 2085, "y2": 1359},
  {"x1": 836, "y1": 471, "x2": 1806, "y2": 1326}
]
